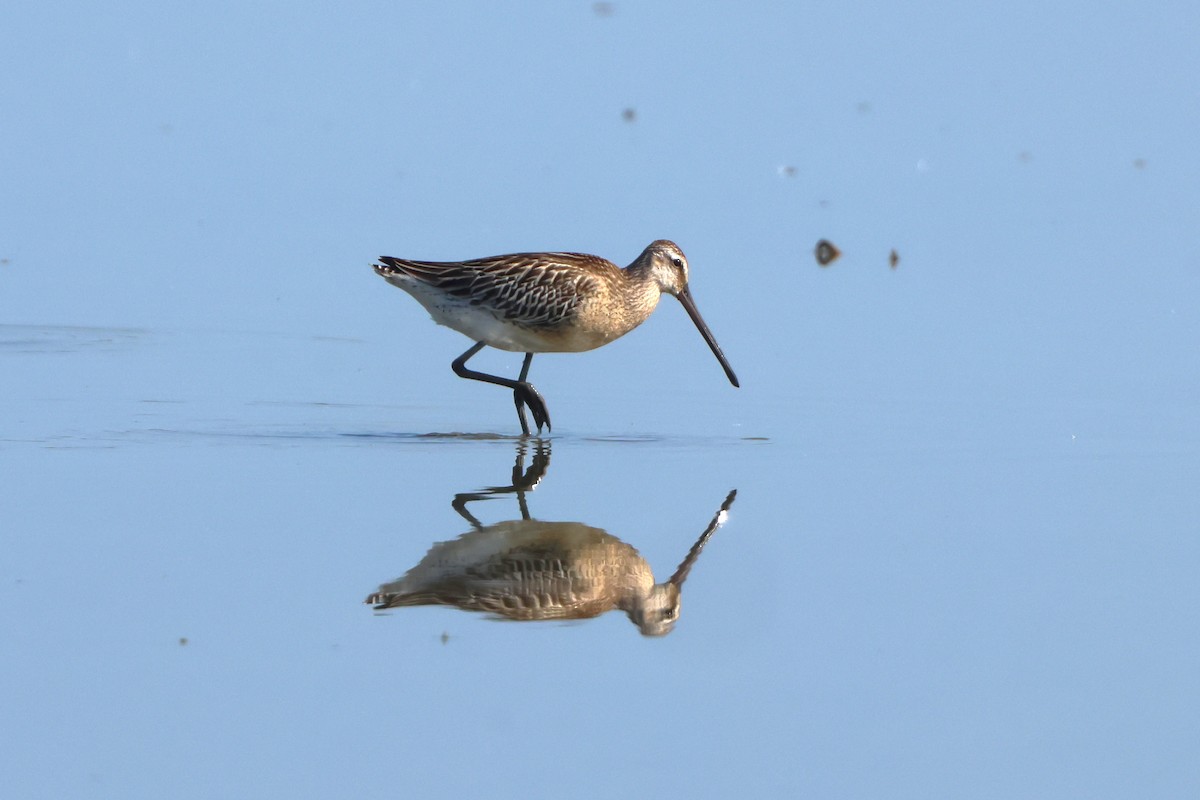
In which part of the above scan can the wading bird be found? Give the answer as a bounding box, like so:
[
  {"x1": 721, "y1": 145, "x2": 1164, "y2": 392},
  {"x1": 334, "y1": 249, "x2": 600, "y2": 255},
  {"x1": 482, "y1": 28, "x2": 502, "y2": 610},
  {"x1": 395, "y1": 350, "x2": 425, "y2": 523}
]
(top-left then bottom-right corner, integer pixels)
[{"x1": 373, "y1": 239, "x2": 739, "y2": 433}]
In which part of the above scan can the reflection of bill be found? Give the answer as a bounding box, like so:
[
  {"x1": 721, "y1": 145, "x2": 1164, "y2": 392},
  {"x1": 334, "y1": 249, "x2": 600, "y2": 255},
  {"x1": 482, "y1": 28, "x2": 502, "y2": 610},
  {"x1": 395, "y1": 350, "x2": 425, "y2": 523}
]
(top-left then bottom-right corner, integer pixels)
[{"x1": 365, "y1": 441, "x2": 736, "y2": 636}]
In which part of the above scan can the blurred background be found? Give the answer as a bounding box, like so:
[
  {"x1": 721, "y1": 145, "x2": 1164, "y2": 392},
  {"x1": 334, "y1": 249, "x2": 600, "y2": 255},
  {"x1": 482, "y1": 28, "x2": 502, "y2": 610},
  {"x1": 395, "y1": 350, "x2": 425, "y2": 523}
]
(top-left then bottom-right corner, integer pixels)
[{"x1": 3, "y1": 2, "x2": 1198, "y2": 798}]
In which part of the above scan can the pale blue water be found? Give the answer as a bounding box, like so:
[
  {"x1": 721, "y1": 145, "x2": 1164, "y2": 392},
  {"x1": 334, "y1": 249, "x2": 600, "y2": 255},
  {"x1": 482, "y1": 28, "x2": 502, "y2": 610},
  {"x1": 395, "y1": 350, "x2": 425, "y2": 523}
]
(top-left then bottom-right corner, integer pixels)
[{"x1": 4, "y1": 3, "x2": 1199, "y2": 798}]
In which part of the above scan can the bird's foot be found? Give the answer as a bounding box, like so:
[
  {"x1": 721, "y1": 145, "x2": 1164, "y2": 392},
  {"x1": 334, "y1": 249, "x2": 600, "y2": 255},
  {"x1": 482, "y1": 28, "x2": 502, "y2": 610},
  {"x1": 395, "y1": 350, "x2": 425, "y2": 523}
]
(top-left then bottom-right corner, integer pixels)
[{"x1": 513, "y1": 383, "x2": 551, "y2": 434}]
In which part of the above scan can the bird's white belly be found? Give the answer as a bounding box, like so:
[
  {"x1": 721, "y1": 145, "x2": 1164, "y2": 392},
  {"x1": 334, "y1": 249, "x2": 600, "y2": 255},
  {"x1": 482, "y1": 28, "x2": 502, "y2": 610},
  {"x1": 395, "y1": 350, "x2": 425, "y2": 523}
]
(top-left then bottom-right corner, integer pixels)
[
  {"x1": 387, "y1": 275, "x2": 611, "y2": 353},
  {"x1": 430, "y1": 303, "x2": 547, "y2": 351}
]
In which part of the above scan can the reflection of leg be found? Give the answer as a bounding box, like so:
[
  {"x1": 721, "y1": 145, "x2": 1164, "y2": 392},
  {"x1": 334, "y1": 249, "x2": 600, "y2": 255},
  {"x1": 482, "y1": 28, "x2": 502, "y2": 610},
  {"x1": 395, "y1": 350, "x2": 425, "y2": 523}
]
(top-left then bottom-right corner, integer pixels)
[
  {"x1": 452, "y1": 438, "x2": 553, "y2": 525},
  {"x1": 529, "y1": 439, "x2": 551, "y2": 479},
  {"x1": 450, "y1": 343, "x2": 550, "y2": 435},
  {"x1": 510, "y1": 437, "x2": 528, "y2": 485},
  {"x1": 509, "y1": 435, "x2": 549, "y2": 486}
]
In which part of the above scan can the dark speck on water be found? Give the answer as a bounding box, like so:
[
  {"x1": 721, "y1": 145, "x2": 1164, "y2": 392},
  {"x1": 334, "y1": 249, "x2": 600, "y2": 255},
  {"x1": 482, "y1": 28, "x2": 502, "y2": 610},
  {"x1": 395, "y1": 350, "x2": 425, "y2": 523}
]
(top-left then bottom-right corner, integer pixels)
[{"x1": 815, "y1": 239, "x2": 841, "y2": 266}]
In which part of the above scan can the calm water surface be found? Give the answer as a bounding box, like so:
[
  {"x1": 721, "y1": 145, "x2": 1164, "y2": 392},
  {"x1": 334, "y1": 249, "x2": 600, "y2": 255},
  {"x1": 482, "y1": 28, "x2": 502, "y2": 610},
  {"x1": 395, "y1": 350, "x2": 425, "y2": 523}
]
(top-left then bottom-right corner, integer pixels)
[{"x1": 3, "y1": 322, "x2": 1196, "y2": 798}]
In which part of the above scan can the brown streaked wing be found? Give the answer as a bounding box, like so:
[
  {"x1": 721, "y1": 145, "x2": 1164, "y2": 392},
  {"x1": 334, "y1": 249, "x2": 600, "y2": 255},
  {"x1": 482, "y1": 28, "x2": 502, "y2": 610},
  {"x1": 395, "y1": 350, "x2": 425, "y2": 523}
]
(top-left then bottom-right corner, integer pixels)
[{"x1": 378, "y1": 252, "x2": 611, "y2": 328}]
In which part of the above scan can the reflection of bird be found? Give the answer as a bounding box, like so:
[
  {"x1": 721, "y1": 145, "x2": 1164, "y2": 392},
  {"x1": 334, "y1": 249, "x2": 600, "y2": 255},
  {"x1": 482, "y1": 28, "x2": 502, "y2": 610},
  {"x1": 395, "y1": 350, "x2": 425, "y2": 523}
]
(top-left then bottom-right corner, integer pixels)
[
  {"x1": 367, "y1": 490, "x2": 736, "y2": 636},
  {"x1": 373, "y1": 240, "x2": 739, "y2": 434}
]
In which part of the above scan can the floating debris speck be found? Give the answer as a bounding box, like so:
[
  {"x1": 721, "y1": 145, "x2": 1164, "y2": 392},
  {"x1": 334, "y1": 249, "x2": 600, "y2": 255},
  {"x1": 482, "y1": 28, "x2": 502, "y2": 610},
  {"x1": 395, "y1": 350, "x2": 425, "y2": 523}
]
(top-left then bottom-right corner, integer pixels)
[
  {"x1": 777, "y1": 165, "x2": 797, "y2": 177},
  {"x1": 815, "y1": 239, "x2": 841, "y2": 266},
  {"x1": 1133, "y1": 158, "x2": 1147, "y2": 170},
  {"x1": 621, "y1": 107, "x2": 636, "y2": 123},
  {"x1": 592, "y1": 1, "x2": 615, "y2": 17},
  {"x1": 889, "y1": 249, "x2": 900, "y2": 269}
]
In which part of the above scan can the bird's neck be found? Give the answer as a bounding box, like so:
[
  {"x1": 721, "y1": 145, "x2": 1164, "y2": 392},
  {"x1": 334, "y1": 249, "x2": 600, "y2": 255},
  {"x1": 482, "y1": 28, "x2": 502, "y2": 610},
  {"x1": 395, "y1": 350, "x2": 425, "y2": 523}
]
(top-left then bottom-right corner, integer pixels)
[{"x1": 619, "y1": 262, "x2": 664, "y2": 320}]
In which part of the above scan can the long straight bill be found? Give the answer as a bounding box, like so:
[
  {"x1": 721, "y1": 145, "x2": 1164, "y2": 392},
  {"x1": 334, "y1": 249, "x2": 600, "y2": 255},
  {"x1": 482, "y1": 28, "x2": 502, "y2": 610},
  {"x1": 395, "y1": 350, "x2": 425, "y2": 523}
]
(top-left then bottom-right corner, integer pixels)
[{"x1": 677, "y1": 287, "x2": 740, "y2": 387}]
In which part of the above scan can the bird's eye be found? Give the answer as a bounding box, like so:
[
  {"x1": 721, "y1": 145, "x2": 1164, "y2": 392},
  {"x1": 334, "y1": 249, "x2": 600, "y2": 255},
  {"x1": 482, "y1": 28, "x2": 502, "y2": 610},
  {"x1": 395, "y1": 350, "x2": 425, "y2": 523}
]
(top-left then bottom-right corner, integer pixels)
[{"x1": 671, "y1": 257, "x2": 683, "y2": 268}]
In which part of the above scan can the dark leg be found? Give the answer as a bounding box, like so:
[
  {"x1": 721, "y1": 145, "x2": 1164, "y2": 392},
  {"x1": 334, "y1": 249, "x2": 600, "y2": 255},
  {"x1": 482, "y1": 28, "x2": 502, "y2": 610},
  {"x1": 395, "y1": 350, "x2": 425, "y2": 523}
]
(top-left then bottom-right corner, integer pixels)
[
  {"x1": 451, "y1": 438, "x2": 552, "y2": 525},
  {"x1": 450, "y1": 343, "x2": 551, "y2": 434},
  {"x1": 513, "y1": 352, "x2": 535, "y2": 434}
]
